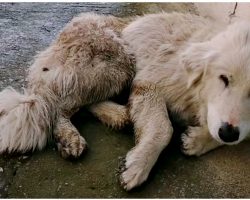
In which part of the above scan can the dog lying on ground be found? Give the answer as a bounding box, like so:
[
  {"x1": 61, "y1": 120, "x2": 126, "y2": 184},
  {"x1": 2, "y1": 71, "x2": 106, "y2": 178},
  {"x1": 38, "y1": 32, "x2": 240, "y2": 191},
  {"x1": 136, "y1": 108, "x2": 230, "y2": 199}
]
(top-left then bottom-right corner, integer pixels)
[
  {"x1": 118, "y1": 13, "x2": 250, "y2": 190},
  {"x1": 1, "y1": 12, "x2": 250, "y2": 191}
]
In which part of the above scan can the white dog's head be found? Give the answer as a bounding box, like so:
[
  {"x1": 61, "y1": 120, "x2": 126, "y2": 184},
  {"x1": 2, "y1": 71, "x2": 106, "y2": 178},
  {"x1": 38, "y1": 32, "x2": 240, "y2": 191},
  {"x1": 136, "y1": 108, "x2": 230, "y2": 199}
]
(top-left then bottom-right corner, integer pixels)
[{"x1": 182, "y1": 21, "x2": 250, "y2": 145}]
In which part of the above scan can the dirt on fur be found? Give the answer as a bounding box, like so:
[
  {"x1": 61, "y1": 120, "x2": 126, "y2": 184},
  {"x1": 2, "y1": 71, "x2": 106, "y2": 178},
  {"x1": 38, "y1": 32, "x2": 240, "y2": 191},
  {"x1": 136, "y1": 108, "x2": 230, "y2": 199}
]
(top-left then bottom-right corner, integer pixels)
[{"x1": 0, "y1": 3, "x2": 250, "y2": 198}]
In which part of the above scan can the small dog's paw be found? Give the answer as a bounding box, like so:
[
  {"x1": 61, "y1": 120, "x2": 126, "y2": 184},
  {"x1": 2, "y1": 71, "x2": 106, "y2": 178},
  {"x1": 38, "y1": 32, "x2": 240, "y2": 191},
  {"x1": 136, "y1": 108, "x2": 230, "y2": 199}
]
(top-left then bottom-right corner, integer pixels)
[
  {"x1": 56, "y1": 134, "x2": 87, "y2": 159},
  {"x1": 117, "y1": 151, "x2": 149, "y2": 191},
  {"x1": 181, "y1": 126, "x2": 206, "y2": 156}
]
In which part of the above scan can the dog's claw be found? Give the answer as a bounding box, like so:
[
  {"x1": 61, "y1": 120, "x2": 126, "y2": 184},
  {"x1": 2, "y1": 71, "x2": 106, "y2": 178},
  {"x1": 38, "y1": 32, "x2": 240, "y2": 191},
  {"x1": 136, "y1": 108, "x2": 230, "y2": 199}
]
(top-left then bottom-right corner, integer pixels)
[
  {"x1": 117, "y1": 156, "x2": 127, "y2": 173},
  {"x1": 180, "y1": 130, "x2": 189, "y2": 153},
  {"x1": 116, "y1": 156, "x2": 128, "y2": 188},
  {"x1": 56, "y1": 135, "x2": 88, "y2": 159}
]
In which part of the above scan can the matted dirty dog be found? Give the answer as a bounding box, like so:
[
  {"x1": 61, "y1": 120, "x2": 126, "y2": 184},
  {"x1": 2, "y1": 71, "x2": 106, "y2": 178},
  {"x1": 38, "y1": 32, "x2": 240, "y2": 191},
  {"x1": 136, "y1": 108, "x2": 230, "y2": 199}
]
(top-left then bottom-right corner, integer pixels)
[{"x1": 1, "y1": 12, "x2": 250, "y2": 190}]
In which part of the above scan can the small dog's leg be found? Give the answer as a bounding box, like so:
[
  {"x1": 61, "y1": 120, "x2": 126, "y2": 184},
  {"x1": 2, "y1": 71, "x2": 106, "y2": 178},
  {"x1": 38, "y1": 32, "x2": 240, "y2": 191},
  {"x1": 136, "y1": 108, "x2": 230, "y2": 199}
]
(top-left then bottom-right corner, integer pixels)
[
  {"x1": 119, "y1": 83, "x2": 173, "y2": 191},
  {"x1": 88, "y1": 101, "x2": 130, "y2": 129},
  {"x1": 181, "y1": 126, "x2": 223, "y2": 156},
  {"x1": 54, "y1": 117, "x2": 87, "y2": 159}
]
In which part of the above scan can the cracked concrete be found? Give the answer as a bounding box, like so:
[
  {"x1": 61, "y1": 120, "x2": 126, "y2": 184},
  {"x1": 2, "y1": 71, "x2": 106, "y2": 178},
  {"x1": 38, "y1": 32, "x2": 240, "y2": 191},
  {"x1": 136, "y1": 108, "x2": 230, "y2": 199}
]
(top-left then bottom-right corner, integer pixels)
[{"x1": 0, "y1": 2, "x2": 250, "y2": 198}]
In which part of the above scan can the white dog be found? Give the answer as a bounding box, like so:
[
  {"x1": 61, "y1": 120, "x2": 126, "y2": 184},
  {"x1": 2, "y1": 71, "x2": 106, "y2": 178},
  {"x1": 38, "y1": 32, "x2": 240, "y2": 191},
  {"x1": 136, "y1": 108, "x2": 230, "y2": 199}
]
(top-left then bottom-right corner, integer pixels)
[
  {"x1": 118, "y1": 12, "x2": 250, "y2": 190},
  {"x1": 1, "y1": 12, "x2": 250, "y2": 192}
]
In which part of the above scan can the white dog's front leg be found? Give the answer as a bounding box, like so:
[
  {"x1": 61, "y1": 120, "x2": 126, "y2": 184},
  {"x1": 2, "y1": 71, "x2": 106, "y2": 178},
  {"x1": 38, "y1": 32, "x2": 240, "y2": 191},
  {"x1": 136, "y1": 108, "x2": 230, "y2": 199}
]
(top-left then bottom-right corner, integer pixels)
[
  {"x1": 119, "y1": 83, "x2": 173, "y2": 191},
  {"x1": 182, "y1": 126, "x2": 223, "y2": 156}
]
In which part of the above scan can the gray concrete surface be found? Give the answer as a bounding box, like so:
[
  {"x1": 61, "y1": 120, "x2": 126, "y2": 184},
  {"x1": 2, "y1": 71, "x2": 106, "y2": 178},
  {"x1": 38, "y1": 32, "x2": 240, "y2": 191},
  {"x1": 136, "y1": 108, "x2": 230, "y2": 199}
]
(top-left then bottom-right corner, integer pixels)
[{"x1": 0, "y1": 3, "x2": 250, "y2": 198}]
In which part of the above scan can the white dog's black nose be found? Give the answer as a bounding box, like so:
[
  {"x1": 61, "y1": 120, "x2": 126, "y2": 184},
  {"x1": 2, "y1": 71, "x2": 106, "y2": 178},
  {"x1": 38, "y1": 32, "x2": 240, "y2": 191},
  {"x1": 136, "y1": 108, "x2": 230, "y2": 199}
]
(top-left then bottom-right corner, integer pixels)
[{"x1": 218, "y1": 122, "x2": 239, "y2": 143}]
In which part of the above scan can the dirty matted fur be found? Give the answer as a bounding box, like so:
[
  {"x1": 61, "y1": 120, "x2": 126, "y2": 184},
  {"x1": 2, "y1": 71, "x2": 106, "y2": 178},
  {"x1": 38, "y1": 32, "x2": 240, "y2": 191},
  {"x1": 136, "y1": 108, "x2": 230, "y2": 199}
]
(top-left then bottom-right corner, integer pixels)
[
  {"x1": 0, "y1": 13, "x2": 135, "y2": 158},
  {"x1": 118, "y1": 13, "x2": 250, "y2": 190}
]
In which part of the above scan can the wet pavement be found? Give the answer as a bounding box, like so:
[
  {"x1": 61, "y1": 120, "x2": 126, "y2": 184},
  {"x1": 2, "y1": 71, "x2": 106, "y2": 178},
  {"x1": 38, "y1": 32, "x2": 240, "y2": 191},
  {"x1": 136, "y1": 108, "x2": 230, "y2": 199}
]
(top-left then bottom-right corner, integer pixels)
[{"x1": 0, "y1": 3, "x2": 250, "y2": 198}]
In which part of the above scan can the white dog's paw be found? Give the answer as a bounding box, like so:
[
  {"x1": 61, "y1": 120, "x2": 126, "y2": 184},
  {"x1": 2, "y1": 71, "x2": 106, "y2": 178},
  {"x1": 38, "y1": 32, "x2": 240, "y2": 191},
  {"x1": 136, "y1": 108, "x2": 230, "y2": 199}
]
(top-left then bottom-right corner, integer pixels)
[
  {"x1": 118, "y1": 151, "x2": 151, "y2": 191},
  {"x1": 181, "y1": 126, "x2": 208, "y2": 156},
  {"x1": 56, "y1": 134, "x2": 88, "y2": 159}
]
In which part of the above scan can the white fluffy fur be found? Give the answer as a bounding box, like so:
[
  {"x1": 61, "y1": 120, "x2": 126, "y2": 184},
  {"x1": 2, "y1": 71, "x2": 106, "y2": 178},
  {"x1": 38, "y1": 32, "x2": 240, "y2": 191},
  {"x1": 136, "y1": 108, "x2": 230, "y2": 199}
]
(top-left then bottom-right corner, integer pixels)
[
  {"x1": 0, "y1": 87, "x2": 56, "y2": 152},
  {"x1": 119, "y1": 13, "x2": 250, "y2": 190}
]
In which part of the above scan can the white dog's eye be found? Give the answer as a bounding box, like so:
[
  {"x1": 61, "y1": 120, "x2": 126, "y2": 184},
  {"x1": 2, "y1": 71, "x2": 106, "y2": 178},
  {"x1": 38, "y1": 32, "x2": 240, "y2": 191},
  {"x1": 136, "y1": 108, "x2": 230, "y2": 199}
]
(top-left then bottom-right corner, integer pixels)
[{"x1": 219, "y1": 75, "x2": 229, "y2": 87}]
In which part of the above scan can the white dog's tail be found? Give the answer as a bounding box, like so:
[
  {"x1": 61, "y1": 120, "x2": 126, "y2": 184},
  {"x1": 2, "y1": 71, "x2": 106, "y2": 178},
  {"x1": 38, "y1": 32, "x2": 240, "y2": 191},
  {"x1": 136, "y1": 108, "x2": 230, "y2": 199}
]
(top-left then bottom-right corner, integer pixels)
[{"x1": 0, "y1": 87, "x2": 56, "y2": 153}]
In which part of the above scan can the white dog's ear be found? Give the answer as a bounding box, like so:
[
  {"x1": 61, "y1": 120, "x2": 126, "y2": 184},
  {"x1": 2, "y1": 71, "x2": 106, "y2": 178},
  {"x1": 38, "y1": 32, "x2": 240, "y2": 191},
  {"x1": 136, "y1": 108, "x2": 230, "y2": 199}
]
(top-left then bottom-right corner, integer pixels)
[{"x1": 181, "y1": 42, "x2": 217, "y2": 88}]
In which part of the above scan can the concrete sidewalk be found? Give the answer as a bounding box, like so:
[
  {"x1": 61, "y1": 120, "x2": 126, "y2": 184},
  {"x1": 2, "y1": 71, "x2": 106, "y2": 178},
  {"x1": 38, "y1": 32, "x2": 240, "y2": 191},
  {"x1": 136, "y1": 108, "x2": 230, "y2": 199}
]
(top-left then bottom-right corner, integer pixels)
[{"x1": 0, "y1": 3, "x2": 249, "y2": 198}]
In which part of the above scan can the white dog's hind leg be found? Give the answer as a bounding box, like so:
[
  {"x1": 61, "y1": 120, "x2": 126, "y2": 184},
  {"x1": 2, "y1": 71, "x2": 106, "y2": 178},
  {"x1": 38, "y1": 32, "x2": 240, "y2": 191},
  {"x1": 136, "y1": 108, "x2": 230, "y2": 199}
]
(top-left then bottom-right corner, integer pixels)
[
  {"x1": 119, "y1": 83, "x2": 173, "y2": 191},
  {"x1": 88, "y1": 101, "x2": 130, "y2": 129},
  {"x1": 182, "y1": 126, "x2": 223, "y2": 156},
  {"x1": 54, "y1": 117, "x2": 87, "y2": 159}
]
